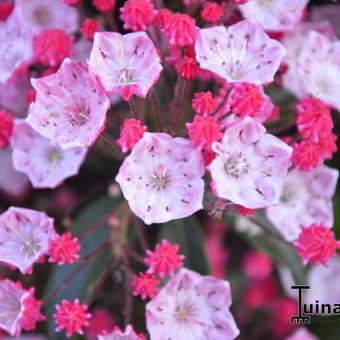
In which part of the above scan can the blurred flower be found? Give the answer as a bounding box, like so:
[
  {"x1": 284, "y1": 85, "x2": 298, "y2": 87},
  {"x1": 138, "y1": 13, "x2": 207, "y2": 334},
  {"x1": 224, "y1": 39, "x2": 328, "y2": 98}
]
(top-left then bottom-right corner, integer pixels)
[
  {"x1": 88, "y1": 32, "x2": 162, "y2": 101},
  {"x1": 209, "y1": 117, "x2": 292, "y2": 209},
  {"x1": 98, "y1": 325, "x2": 145, "y2": 340},
  {"x1": 238, "y1": 0, "x2": 308, "y2": 32},
  {"x1": 146, "y1": 268, "x2": 240, "y2": 340},
  {"x1": 116, "y1": 133, "x2": 205, "y2": 225},
  {"x1": 0, "y1": 280, "x2": 45, "y2": 336},
  {"x1": 14, "y1": 0, "x2": 79, "y2": 33},
  {"x1": 86, "y1": 308, "x2": 115, "y2": 340},
  {"x1": 11, "y1": 120, "x2": 87, "y2": 188},
  {"x1": 243, "y1": 251, "x2": 273, "y2": 280},
  {"x1": 0, "y1": 207, "x2": 57, "y2": 274},
  {"x1": 0, "y1": 110, "x2": 13, "y2": 148},
  {"x1": 285, "y1": 328, "x2": 318, "y2": 340},
  {"x1": 81, "y1": 19, "x2": 99, "y2": 41},
  {"x1": 266, "y1": 166, "x2": 339, "y2": 241},
  {"x1": 54, "y1": 299, "x2": 91, "y2": 337},
  {"x1": 154, "y1": 9, "x2": 172, "y2": 31},
  {"x1": 93, "y1": 0, "x2": 116, "y2": 13},
  {"x1": 201, "y1": 2, "x2": 223, "y2": 24},
  {"x1": 195, "y1": 20, "x2": 285, "y2": 85},
  {"x1": 27, "y1": 58, "x2": 110, "y2": 148},
  {"x1": 145, "y1": 240, "x2": 185, "y2": 278}
]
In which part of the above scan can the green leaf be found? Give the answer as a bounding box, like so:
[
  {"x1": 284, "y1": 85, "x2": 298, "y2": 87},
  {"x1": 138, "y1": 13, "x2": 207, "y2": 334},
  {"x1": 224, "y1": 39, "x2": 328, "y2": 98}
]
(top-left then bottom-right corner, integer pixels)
[
  {"x1": 158, "y1": 216, "x2": 210, "y2": 275},
  {"x1": 44, "y1": 194, "x2": 121, "y2": 340}
]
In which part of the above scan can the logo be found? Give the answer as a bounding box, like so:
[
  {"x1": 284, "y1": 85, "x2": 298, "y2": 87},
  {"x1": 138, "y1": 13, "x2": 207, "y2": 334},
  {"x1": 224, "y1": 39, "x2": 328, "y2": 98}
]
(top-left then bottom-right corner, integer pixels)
[{"x1": 291, "y1": 285, "x2": 340, "y2": 325}]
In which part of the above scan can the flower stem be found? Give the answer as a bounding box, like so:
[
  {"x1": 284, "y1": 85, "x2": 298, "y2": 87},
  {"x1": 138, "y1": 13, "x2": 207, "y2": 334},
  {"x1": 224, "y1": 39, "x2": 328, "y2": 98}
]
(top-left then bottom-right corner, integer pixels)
[
  {"x1": 150, "y1": 90, "x2": 164, "y2": 131},
  {"x1": 128, "y1": 96, "x2": 140, "y2": 120},
  {"x1": 171, "y1": 79, "x2": 190, "y2": 131},
  {"x1": 100, "y1": 131, "x2": 125, "y2": 160}
]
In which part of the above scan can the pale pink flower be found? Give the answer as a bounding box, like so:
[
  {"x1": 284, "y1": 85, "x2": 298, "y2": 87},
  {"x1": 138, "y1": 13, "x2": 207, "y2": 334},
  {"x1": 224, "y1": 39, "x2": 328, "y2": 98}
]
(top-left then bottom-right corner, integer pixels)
[
  {"x1": 98, "y1": 325, "x2": 144, "y2": 340},
  {"x1": 310, "y1": 4, "x2": 340, "y2": 38},
  {"x1": 209, "y1": 116, "x2": 292, "y2": 209},
  {"x1": 88, "y1": 31, "x2": 162, "y2": 101},
  {"x1": 238, "y1": 0, "x2": 309, "y2": 32},
  {"x1": 0, "y1": 207, "x2": 57, "y2": 274},
  {"x1": 0, "y1": 280, "x2": 45, "y2": 336},
  {"x1": 0, "y1": 148, "x2": 30, "y2": 200},
  {"x1": 281, "y1": 22, "x2": 336, "y2": 99},
  {"x1": 195, "y1": 20, "x2": 285, "y2": 85},
  {"x1": 285, "y1": 328, "x2": 318, "y2": 340},
  {"x1": 13, "y1": 0, "x2": 79, "y2": 34},
  {"x1": 0, "y1": 13, "x2": 34, "y2": 84},
  {"x1": 27, "y1": 58, "x2": 110, "y2": 148},
  {"x1": 116, "y1": 133, "x2": 205, "y2": 225},
  {"x1": 11, "y1": 120, "x2": 87, "y2": 189},
  {"x1": 146, "y1": 268, "x2": 240, "y2": 340},
  {"x1": 297, "y1": 31, "x2": 340, "y2": 111},
  {"x1": 2, "y1": 335, "x2": 47, "y2": 340},
  {"x1": 266, "y1": 166, "x2": 339, "y2": 241}
]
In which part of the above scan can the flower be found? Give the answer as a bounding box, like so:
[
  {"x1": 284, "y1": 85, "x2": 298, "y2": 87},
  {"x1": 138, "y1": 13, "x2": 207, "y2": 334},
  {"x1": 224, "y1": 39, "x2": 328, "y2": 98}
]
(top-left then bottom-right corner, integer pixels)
[
  {"x1": 88, "y1": 31, "x2": 162, "y2": 101},
  {"x1": 175, "y1": 56, "x2": 199, "y2": 80},
  {"x1": 201, "y1": 2, "x2": 223, "y2": 24},
  {"x1": 164, "y1": 13, "x2": 199, "y2": 47},
  {"x1": 116, "y1": 133, "x2": 205, "y2": 225},
  {"x1": 319, "y1": 132, "x2": 337, "y2": 160},
  {"x1": 11, "y1": 120, "x2": 87, "y2": 189},
  {"x1": 0, "y1": 1, "x2": 14, "y2": 21},
  {"x1": 81, "y1": 18, "x2": 99, "y2": 40},
  {"x1": 296, "y1": 97, "x2": 333, "y2": 143},
  {"x1": 154, "y1": 9, "x2": 173, "y2": 31},
  {"x1": 86, "y1": 308, "x2": 115, "y2": 340},
  {"x1": 195, "y1": 20, "x2": 286, "y2": 86},
  {"x1": 145, "y1": 240, "x2": 185, "y2": 278},
  {"x1": 0, "y1": 110, "x2": 13, "y2": 148},
  {"x1": 285, "y1": 328, "x2": 318, "y2": 340},
  {"x1": 0, "y1": 280, "x2": 45, "y2": 336},
  {"x1": 294, "y1": 223, "x2": 340, "y2": 266},
  {"x1": 0, "y1": 148, "x2": 29, "y2": 200},
  {"x1": 0, "y1": 13, "x2": 34, "y2": 83},
  {"x1": 234, "y1": 204, "x2": 256, "y2": 216},
  {"x1": 243, "y1": 251, "x2": 273, "y2": 280},
  {"x1": 27, "y1": 58, "x2": 110, "y2": 148},
  {"x1": 229, "y1": 83, "x2": 265, "y2": 118},
  {"x1": 238, "y1": 0, "x2": 309, "y2": 32},
  {"x1": 209, "y1": 116, "x2": 292, "y2": 209},
  {"x1": 98, "y1": 325, "x2": 144, "y2": 340},
  {"x1": 93, "y1": 0, "x2": 116, "y2": 13},
  {"x1": 298, "y1": 31, "x2": 340, "y2": 111},
  {"x1": 14, "y1": 0, "x2": 79, "y2": 34},
  {"x1": 131, "y1": 272, "x2": 160, "y2": 300},
  {"x1": 186, "y1": 115, "x2": 223, "y2": 150},
  {"x1": 117, "y1": 118, "x2": 147, "y2": 153},
  {"x1": 291, "y1": 141, "x2": 322, "y2": 171},
  {"x1": 0, "y1": 207, "x2": 57, "y2": 273},
  {"x1": 266, "y1": 166, "x2": 339, "y2": 241},
  {"x1": 119, "y1": 0, "x2": 157, "y2": 32},
  {"x1": 54, "y1": 299, "x2": 92, "y2": 337},
  {"x1": 48, "y1": 232, "x2": 81, "y2": 265},
  {"x1": 60, "y1": 0, "x2": 82, "y2": 5},
  {"x1": 192, "y1": 92, "x2": 217, "y2": 115},
  {"x1": 34, "y1": 29, "x2": 73, "y2": 67},
  {"x1": 146, "y1": 268, "x2": 240, "y2": 340}
]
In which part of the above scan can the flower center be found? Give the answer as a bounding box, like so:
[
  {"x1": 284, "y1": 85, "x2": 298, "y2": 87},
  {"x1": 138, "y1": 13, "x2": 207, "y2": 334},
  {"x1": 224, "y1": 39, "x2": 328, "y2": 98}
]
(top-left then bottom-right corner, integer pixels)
[
  {"x1": 152, "y1": 175, "x2": 169, "y2": 189},
  {"x1": 225, "y1": 156, "x2": 249, "y2": 178},
  {"x1": 119, "y1": 68, "x2": 134, "y2": 84},
  {"x1": 49, "y1": 149, "x2": 61, "y2": 164}
]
